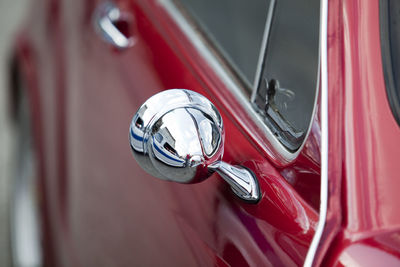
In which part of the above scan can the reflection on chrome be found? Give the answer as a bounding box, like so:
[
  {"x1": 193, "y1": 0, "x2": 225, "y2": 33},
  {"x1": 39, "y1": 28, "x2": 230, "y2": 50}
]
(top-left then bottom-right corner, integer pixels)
[
  {"x1": 93, "y1": 2, "x2": 136, "y2": 49},
  {"x1": 129, "y1": 89, "x2": 261, "y2": 202}
]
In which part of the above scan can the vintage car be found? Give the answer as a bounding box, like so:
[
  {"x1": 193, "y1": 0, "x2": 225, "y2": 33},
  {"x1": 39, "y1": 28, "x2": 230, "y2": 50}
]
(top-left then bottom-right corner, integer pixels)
[{"x1": 8, "y1": 0, "x2": 400, "y2": 266}]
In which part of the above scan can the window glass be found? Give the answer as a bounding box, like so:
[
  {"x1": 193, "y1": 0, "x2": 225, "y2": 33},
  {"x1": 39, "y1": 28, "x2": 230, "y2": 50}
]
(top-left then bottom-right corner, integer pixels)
[
  {"x1": 380, "y1": 0, "x2": 400, "y2": 126},
  {"x1": 253, "y1": 0, "x2": 320, "y2": 151},
  {"x1": 178, "y1": 0, "x2": 320, "y2": 152},
  {"x1": 178, "y1": 0, "x2": 270, "y2": 87}
]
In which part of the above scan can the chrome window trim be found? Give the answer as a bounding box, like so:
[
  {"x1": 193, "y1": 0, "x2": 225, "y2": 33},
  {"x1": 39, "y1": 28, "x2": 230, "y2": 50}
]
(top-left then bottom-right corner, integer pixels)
[
  {"x1": 303, "y1": 0, "x2": 328, "y2": 265},
  {"x1": 156, "y1": 0, "x2": 321, "y2": 163},
  {"x1": 252, "y1": 0, "x2": 276, "y2": 95}
]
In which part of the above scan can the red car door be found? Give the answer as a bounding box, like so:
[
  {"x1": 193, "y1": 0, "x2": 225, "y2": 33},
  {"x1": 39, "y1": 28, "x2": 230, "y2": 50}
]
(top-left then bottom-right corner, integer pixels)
[{"x1": 59, "y1": 0, "x2": 322, "y2": 266}]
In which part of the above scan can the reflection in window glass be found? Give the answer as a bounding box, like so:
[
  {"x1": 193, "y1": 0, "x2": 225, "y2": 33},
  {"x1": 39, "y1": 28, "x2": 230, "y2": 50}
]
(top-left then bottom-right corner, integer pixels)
[
  {"x1": 254, "y1": 0, "x2": 320, "y2": 151},
  {"x1": 178, "y1": 0, "x2": 320, "y2": 152},
  {"x1": 178, "y1": 0, "x2": 270, "y2": 87}
]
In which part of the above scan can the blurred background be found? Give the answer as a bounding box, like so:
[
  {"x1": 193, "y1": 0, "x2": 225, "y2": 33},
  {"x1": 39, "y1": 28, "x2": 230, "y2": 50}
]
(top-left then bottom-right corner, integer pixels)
[{"x1": 0, "y1": 0, "x2": 29, "y2": 266}]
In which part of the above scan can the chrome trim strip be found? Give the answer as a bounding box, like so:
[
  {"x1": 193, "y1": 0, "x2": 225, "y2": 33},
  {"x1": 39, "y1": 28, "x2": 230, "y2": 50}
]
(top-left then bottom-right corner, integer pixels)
[
  {"x1": 252, "y1": 0, "x2": 276, "y2": 100},
  {"x1": 10, "y1": 92, "x2": 42, "y2": 267},
  {"x1": 303, "y1": 0, "x2": 328, "y2": 265},
  {"x1": 157, "y1": 0, "x2": 317, "y2": 163}
]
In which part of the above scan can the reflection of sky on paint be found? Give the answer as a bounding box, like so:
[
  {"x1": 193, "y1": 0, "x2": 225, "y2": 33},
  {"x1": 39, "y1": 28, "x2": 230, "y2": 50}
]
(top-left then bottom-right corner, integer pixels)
[{"x1": 161, "y1": 109, "x2": 202, "y2": 158}]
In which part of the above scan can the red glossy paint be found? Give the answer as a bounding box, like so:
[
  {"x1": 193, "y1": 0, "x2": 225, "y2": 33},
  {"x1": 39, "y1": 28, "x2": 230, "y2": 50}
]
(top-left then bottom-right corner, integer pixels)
[
  {"x1": 332, "y1": 230, "x2": 400, "y2": 266},
  {"x1": 13, "y1": 0, "x2": 321, "y2": 265},
  {"x1": 311, "y1": 0, "x2": 400, "y2": 266},
  {"x1": 11, "y1": 0, "x2": 400, "y2": 266}
]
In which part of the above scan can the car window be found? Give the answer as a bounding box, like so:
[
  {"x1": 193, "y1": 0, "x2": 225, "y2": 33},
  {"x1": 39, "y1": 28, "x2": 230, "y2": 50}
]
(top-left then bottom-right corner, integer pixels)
[
  {"x1": 253, "y1": 0, "x2": 320, "y2": 151},
  {"x1": 178, "y1": 0, "x2": 270, "y2": 88},
  {"x1": 380, "y1": 0, "x2": 400, "y2": 126},
  {"x1": 177, "y1": 0, "x2": 320, "y2": 153}
]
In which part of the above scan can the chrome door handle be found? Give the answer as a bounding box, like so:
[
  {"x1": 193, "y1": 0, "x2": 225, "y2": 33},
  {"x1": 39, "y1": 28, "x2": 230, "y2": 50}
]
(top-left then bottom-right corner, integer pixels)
[
  {"x1": 129, "y1": 89, "x2": 261, "y2": 203},
  {"x1": 93, "y1": 2, "x2": 135, "y2": 49}
]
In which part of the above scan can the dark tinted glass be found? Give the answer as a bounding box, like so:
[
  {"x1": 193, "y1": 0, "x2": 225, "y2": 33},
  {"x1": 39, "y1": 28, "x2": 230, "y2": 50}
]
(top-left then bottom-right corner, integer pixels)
[
  {"x1": 254, "y1": 0, "x2": 320, "y2": 151},
  {"x1": 178, "y1": 0, "x2": 270, "y2": 87},
  {"x1": 380, "y1": 0, "x2": 400, "y2": 126}
]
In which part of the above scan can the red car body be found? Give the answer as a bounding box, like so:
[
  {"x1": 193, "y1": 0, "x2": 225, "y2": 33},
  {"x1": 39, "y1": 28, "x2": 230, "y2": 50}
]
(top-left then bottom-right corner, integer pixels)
[{"x1": 9, "y1": 0, "x2": 400, "y2": 266}]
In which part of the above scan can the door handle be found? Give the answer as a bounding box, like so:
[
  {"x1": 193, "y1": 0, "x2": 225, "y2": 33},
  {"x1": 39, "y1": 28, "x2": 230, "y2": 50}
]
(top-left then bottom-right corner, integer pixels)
[
  {"x1": 93, "y1": 2, "x2": 135, "y2": 49},
  {"x1": 129, "y1": 89, "x2": 261, "y2": 203}
]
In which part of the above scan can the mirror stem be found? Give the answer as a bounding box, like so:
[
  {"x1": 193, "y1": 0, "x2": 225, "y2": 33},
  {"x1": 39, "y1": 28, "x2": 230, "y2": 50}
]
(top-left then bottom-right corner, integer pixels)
[{"x1": 208, "y1": 161, "x2": 261, "y2": 203}]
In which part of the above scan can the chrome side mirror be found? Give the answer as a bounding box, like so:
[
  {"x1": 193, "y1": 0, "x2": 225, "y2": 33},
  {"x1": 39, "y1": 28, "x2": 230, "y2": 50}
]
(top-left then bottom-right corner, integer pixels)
[{"x1": 129, "y1": 89, "x2": 260, "y2": 203}]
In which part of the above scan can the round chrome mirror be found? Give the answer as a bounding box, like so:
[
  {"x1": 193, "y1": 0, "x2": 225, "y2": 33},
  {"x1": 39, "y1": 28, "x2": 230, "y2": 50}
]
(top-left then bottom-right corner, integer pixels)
[{"x1": 129, "y1": 89, "x2": 260, "y2": 203}]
